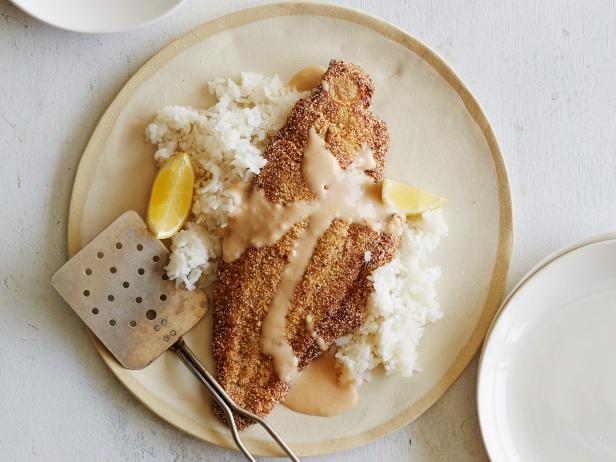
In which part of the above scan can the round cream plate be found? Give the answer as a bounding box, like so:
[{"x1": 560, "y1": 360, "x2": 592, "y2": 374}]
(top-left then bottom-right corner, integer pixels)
[
  {"x1": 9, "y1": 0, "x2": 184, "y2": 33},
  {"x1": 66, "y1": 3, "x2": 512, "y2": 456},
  {"x1": 478, "y1": 237, "x2": 616, "y2": 461}
]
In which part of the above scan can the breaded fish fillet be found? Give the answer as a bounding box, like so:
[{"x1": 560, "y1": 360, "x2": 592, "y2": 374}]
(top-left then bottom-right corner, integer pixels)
[{"x1": 212, "y1": 59, "x2": 399, "y2": 428}]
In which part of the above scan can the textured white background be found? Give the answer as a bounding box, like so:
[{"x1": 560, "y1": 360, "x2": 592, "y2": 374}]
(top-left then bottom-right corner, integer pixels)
[{"x1": 1, "y1": 1, "x2": 615, "y2": 461}]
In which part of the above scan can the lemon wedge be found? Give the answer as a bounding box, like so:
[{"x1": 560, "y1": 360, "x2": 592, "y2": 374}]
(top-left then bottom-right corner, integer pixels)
[
  {"x1": 147, "y1": 152, "x2": 194, "y2": 239},
  {"x1": 382, "y1": 179, "x2": 447, "y2": 216}
]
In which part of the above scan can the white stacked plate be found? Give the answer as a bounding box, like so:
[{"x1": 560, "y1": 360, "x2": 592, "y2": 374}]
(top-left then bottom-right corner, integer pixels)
[
  {"x1": 478, "y1": 235, "x2": 616, "y2": 461},
  {"x1": 9, "y1": 0, "x2": 184, "y2": 33}
]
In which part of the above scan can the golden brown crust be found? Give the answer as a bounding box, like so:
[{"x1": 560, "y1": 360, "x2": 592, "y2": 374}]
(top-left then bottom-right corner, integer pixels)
[{"x1": 212, "y1": 59, "x2": 399, "y2": 429}]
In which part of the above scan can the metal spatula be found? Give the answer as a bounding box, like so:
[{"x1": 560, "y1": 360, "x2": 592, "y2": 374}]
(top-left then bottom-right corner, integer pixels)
[{"x1": 52, "y1": 211, "x2": 299, "y2": 462}]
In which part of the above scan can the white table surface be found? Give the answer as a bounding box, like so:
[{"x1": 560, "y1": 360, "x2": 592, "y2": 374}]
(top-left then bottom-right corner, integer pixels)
[{"x1": 1, "y1": 0, "x2": 615, "y2": 460}]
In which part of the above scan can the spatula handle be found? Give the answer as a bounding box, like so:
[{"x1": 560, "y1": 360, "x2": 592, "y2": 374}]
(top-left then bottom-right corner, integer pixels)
[{"x1": 171, "y1": 338, "x2": 300, "y2": 462}]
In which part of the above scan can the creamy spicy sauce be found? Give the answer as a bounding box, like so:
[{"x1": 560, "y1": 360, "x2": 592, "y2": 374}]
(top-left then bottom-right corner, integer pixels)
[
  {"x1": 283, "y1": 349, "x2": 357, "y2": 416},
  {"x1": 223, "y1": 128, "x2": 402, "y2": 383},
  {"x1": 223, "y1": 189, "x2": 314, "y2": 263},
  {"x1": 305, "y1": 313, "x2": 327, "y2": 351},
  {"x1": 288, "y1": 65, "x2": 326, "y2": 92}
]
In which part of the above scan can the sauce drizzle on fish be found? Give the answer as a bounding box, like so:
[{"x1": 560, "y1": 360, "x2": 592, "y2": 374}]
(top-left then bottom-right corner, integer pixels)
[{"x1": 223, "y1": 128, "x2": 403, "y2": 382}]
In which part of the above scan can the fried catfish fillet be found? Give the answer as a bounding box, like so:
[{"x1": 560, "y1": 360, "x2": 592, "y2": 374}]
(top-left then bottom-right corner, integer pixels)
[{"x1": 212, "y1": 59, "x2": 399, "y2": 428}]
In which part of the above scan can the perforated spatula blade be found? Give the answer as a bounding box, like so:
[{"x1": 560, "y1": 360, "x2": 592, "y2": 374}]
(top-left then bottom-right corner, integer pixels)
[
  {"x1": 51, "y1": 210, "x2": 299, "y2": 461},
  {"x1": 51, "y1": 210, "x2": 207, "y2": 369}
]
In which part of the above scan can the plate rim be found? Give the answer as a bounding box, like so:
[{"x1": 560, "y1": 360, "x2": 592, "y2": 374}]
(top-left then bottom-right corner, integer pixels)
[
  {"x1": 8, "y1": 0, "x2": 185, "y2": 34},
  {"x1": 65, "y1": 1, "x2": 513, "y2": 456},
  {"x1": 476, "y1": 233, "x2": 616, "y2": 460}
]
